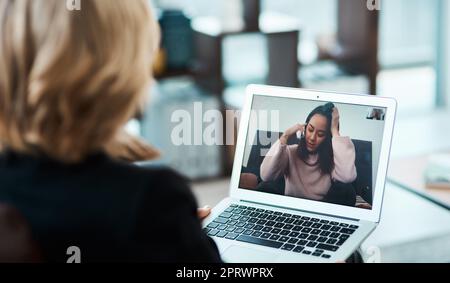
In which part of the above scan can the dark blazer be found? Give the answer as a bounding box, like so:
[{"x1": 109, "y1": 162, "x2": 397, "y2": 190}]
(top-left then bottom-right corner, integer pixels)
[{"x1": 0, "y1": 151, "x2": 221, "y2": 262}]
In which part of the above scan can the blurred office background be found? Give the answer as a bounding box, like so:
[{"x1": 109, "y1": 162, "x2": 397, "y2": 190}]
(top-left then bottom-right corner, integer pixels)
[
  {"x1": 140, "y1": 0, "x2": 449, "y2": 177},
  {"x1": 136, "y1": 0, "x2": 450, "y2": 262},
  {"x1": 149, "y1": 0, "x2": 446, "y2": 116}
]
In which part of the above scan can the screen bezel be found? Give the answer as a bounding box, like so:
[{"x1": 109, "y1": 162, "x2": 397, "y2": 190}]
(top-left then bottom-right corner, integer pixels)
[{"x1": 230, "y1": 85, "x2": 397, "y2": 223}]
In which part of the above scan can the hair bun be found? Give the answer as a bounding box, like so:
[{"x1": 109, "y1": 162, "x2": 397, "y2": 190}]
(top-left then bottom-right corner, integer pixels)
[{"x1": 323, "y1": 102, "x2": 335, "y2": 113}]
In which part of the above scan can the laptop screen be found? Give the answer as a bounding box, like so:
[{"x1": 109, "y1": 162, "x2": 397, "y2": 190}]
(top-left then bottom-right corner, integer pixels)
[{"x1": 239, "y1": 95, "x2": 387, "y2": 211}]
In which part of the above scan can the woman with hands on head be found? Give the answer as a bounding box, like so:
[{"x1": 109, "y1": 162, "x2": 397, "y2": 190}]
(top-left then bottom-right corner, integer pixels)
[{"x1": 261, "y1": 103, "x2": 358, "y2": 206}]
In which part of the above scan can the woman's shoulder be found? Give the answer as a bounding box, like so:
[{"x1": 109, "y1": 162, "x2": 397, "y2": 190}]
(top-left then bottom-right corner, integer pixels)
[
  {"x1": 100, "y1": 160, "x2": 198, "y2": 223},
  {"x1": 110, "y1": 160, "x2": 192, "y2": 199},
  {"x1": 137, "y1": 164, "x2": 191, "y2": 195}
]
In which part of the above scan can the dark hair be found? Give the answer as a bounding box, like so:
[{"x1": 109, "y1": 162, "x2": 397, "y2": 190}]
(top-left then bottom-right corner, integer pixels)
[{"x1": 297, "y1": 102, "x2": 335, "y2": 175}]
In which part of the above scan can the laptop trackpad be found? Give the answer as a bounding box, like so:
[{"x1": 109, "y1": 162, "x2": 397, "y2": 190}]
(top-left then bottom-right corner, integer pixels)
[{"x1": 222, "y1": 245, "x2": 280, "y2": 263}]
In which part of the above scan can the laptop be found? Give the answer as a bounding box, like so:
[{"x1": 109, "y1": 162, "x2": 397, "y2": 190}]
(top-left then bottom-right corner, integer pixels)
[{"x1": 202, "y1": 85, "x2": 397, "y2": 263}]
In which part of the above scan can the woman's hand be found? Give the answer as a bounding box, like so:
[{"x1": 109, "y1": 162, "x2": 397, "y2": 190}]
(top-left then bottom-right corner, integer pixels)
[
  {"x1": 280, "y1": 123, "x2": 305, "y2": 145},
  {"x1": 331, "y1": 107, "x2": 340, "y2": 137},
  {"x1": 197, "y1": 206, "x2": 212, "y2": 222}
]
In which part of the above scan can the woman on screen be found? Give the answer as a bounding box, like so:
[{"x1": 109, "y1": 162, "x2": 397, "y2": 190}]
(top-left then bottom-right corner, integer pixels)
[{"x1": 260, "y1": 103, "x2": 357, "y2": 206}]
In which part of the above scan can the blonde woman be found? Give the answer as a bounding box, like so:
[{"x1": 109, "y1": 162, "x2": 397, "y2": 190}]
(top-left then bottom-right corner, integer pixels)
[{"x1": 0, "y1": 0, "x2": 219, "y2": 262}]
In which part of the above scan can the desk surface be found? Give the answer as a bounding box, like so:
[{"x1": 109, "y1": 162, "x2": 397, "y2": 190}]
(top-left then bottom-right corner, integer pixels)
[
  {"x1": 386, "y1": 110, "x2": 450, "y2": 210},
  {"x1": 388, "y1": 153, "x2": 450, "y2": 209},
  {"x1": 360, "y1": 182, "x2": 450, "y2": 263}
]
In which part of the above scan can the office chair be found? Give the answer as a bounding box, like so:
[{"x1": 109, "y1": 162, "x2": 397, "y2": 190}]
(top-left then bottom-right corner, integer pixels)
[{"x1": 0, "y1": 204, "x2": 41, "y2": 262}]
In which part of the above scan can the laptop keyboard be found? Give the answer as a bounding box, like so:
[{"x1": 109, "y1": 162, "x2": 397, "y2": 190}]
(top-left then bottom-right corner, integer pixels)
[{"x1": 203, "y1": 204, "x2": 359, "y2": 259}]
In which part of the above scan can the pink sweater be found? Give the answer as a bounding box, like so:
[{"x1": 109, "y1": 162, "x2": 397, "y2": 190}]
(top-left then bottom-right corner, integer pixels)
[{"x1": 260, "y1": 137, "x2": 357, "y2": 200}]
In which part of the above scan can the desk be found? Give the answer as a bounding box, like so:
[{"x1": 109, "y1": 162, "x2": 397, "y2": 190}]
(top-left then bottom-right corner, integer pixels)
[
  {"x1": 192, "y1": 180, "x2": 450, "y2": 263},
  {"x1": 388, "y1": 153, "x2": 450, "y2": 209},
  {"x1": 386, "y1": 110, "x2": 450, "y2": 210},
  {"x1": 360, "y1": 182, "x2": 450, "y2": 263}
]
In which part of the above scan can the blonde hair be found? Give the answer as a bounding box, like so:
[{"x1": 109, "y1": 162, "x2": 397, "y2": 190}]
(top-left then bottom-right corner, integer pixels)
[{"x1": 0, "y1": 0, "x2": 159, "y2": 162}]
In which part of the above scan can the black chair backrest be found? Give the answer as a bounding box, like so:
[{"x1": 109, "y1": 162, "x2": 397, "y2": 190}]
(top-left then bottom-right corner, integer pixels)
[
  {"x1": 243, "y1": 130, "x2": 373, "y2": 204},
  {"x1": 0, "y1": 204, "x2": 41, "y2": 262}
]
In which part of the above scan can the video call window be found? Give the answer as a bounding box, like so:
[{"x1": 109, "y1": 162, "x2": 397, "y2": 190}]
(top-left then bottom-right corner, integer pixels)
[{"x1": 239, "y1": 96, "x2": 387, "y2": 210}]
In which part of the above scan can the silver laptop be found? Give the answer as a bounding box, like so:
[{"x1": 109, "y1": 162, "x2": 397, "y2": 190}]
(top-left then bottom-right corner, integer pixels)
[{"x1": 203, "y1": 85, "x2": 397, "y2": 263}]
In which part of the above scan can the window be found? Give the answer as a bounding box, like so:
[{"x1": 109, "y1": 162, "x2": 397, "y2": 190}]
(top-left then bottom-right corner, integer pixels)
[{"x1": 378, "y1": 0, "x2": 440, "y2": 116}]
